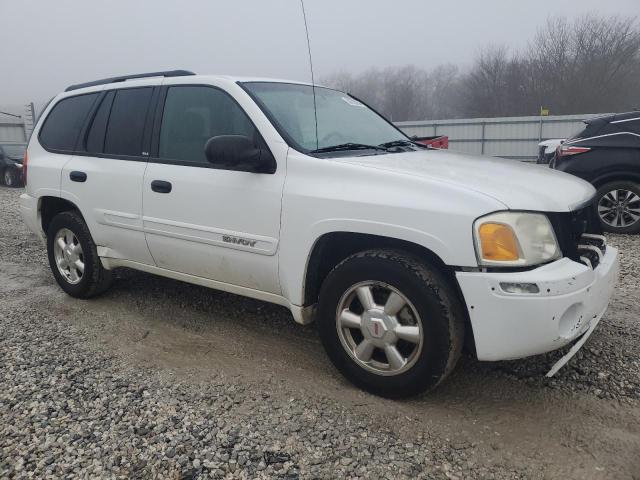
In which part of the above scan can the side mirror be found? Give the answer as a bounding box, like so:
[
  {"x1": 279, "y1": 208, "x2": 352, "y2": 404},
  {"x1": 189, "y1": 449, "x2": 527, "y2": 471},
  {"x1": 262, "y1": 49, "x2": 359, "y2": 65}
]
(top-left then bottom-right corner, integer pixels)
[{"x1": 204, "y1": 135, "x2": 276, "y2": 174}]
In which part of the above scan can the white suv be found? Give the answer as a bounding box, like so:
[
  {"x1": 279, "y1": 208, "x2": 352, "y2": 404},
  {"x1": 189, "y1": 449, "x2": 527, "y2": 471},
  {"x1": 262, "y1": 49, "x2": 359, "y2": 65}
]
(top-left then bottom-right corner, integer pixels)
[{"x1": 20, "y1": 70, "x2": 619, "y2": 397}]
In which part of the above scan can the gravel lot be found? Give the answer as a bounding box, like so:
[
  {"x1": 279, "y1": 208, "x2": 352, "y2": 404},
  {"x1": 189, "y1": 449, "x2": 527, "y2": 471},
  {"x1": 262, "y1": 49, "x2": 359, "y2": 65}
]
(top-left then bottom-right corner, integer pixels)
[{"x1": 1, "y1": 185, "x2": 639, "y2": 479}]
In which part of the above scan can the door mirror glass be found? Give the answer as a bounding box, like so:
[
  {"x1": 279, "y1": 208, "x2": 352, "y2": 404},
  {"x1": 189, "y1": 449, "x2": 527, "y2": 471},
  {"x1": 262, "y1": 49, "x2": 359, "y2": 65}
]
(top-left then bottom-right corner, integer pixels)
[{"x1": 205, "y1": 135, "x2": 275, "y2": 173}]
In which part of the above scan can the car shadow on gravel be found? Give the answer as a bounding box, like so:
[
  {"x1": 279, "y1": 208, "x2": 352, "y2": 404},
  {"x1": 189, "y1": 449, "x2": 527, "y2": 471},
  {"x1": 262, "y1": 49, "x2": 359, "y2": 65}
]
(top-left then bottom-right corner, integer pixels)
[{"x1": 93, "y1": 264, "x2": 640, "y2": 406}]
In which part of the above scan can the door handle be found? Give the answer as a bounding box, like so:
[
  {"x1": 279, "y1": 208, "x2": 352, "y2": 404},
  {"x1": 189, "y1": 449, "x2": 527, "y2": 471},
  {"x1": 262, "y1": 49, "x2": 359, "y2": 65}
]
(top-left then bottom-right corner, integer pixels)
[
  {"x1": 151, "y1": 180, "x2": 172, "y2": 193},
  {"x1": 69, "y1": 171, "x2": 87, "y2": 182}
]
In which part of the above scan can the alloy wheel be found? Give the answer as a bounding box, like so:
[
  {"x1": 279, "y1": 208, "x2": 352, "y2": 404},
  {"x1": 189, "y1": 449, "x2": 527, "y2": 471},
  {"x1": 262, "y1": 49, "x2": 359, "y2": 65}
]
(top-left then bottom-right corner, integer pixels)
[
  {"x1": 336, "y1": 281, "x2": 424, "y2": 376},
  {"x1": 598, "y1": 189, "x2": 640, "y2": 228},
  {"x1": 53, "y1": 228, "x2": 85, "y2": 284},
  {"x1": 4, "y1": 169, "x2": 13, "y2": 186}
]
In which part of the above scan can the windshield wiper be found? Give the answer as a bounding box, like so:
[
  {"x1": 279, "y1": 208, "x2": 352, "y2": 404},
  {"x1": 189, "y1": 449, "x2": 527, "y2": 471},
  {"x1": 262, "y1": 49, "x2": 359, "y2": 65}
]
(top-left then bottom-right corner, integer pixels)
[
  {"x1": 310, "y1": 143, "x2": 388, "y2": 154},
  {"x1": 378, "y1": 139, "x2": 424, "y2": 149}
]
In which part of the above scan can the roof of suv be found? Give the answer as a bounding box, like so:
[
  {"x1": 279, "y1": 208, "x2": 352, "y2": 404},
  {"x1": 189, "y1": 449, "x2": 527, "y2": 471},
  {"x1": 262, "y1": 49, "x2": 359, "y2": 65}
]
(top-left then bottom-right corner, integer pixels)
[
  {"x1": 586, "y1": 111, "x2": 640, "y2": 125},
  {"x1": 64, "y1": 70, "x2": 315, "y2": 93}
]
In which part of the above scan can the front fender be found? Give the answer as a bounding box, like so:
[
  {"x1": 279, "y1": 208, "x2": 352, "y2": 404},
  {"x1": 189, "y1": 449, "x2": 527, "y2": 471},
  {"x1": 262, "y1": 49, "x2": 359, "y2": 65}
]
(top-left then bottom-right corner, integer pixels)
[{"x1": 279, "y1": 218, "x2": 466, "y2": 307}]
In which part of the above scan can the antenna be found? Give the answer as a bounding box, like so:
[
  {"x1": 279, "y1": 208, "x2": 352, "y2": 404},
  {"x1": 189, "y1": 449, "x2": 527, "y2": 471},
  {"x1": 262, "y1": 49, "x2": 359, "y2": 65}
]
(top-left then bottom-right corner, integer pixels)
[{"x1": 300, "y1": 0, "x2": 318, "y2": 150}]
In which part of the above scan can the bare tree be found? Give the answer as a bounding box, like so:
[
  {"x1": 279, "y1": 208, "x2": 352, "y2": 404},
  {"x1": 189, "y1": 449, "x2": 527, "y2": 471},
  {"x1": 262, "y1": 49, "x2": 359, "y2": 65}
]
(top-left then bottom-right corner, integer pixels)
[
  {"x1": 323, "y1": 15, "x2": 640, "y2": 120},
  {"x1": 322, "y1": 65, "x2": 433, "y2": 121},
  {"x1": 528, "y1": 15, "x2": 640, "y2": 114}
]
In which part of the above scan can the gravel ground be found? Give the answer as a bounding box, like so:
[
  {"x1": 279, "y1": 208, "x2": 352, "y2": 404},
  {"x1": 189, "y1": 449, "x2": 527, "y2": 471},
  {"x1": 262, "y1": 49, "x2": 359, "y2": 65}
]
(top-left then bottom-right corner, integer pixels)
[{"x1": 0, "y1": 185, "x2": 639, "y2": 479}]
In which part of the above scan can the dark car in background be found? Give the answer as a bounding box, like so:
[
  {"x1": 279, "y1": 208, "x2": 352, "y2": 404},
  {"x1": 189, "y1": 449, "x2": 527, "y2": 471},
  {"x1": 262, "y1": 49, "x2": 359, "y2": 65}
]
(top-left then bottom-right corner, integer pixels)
[
  {"x1": 0, "y1": 143, "x2": 26, "y2": 187},
  {"x1": 550, "y1": 111, "x2": 640, "y2": 234}
]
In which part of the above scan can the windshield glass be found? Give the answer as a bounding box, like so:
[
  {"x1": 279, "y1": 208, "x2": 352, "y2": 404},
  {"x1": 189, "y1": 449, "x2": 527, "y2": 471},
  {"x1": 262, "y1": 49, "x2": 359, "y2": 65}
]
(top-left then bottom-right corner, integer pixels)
[
  {"x1": 1, "y1": 145, "x2": 25, "y2": 157},
  {"x1": 242, "y1": 82, "x2": 407, "y2": 152}
]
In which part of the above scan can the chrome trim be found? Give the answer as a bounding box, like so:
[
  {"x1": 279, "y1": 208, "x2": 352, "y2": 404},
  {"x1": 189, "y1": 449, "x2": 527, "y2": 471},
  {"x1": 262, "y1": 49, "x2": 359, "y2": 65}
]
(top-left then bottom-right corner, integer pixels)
[
  {"x1": 611, "y1": 116, "x2": 640, "y2": 124},
  {"x1": 566, "y1": 131, "x2": 640, "y2": 146},
  {"x1": 579, "y1": 256, "x2": 592, "y2": 269},
  {"x1": 577, "y1": 244, "x2": 603, "y2": 261}
]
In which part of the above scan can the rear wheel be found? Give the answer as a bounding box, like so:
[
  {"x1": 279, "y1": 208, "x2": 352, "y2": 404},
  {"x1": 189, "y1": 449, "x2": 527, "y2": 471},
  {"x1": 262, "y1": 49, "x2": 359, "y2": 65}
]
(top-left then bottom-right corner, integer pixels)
[
  {"x1": 47, "y1": 211, "x2": 112, "y2": 298},
  {"x1": 3, "y1": 167, "x2": 20, "y2": 187},
  {"x1": 317, "y1": 249, "x2": 465, "y2": 398},
  {"x1": 595, "y1": 181, "x2": 640, "y2": 234}
]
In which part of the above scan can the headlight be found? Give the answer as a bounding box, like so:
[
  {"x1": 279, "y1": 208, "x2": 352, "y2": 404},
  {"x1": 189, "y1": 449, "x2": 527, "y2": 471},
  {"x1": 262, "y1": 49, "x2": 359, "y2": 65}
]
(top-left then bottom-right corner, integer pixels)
[{"x1": 473, "y1": 212, "x2": 560, "y2": 267}]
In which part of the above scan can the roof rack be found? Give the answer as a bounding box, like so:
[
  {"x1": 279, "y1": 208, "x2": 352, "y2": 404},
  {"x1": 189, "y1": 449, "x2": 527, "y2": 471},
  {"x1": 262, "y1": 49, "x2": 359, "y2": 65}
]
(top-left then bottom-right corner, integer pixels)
[{"x1": 65, "y1": 70, "x2": 196, "y2": 92}]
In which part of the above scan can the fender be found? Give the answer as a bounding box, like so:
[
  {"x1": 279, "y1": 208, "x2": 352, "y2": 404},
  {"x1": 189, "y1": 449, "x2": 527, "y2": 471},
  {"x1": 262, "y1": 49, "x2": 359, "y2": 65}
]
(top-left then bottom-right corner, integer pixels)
[{"x1": 279, "y1": 218, "x2": 461, "y2": 307}]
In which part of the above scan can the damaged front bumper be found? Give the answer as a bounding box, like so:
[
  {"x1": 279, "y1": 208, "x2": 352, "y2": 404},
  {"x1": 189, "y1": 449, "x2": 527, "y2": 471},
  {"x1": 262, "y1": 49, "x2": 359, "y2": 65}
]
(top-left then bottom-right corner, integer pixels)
[{"x1": 455, "y1": 244, "x2": 619, "y2": 375}]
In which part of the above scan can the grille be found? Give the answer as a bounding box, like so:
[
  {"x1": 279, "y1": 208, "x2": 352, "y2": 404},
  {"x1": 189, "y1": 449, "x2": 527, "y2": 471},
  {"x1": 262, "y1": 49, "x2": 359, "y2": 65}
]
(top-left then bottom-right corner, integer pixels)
[{"x1": 548, "y1": 202, "x2": 604, "y2": 268}]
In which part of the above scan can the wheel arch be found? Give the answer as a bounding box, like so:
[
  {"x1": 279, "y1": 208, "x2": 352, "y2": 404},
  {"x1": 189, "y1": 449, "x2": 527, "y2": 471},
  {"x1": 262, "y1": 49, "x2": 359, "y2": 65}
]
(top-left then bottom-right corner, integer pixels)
[
  {"x1": 592, "y1": 171, "x2": 640, "y2": 189},
  {"x1": 39, "y1": 196, "x2": 85, "y2": 235},
  {"x1": 301, "y1": 231, "x2": 462, "y2": 308}
]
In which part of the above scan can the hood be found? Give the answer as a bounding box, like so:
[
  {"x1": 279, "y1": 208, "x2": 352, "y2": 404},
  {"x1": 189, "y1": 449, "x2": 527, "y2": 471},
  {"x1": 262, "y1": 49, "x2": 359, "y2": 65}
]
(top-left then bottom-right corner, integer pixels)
[{"x1": 340, "y1": 149, "x2": 595, "y2": 212}]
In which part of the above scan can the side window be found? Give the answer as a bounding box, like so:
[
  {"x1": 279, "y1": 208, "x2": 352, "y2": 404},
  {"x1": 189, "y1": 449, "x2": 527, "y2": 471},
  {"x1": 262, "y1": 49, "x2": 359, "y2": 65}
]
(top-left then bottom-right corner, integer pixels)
[
  {"x1": 159, "y1": 86, "x2": 256, "y2": 164},
  {"x1": 104, "y1": 88, "x2": 153, "y2": 156},
  {"x1": 39, "y1": 93, "x2": 98, "y2": 151},
  {"x1": 623, "y1": 119, "x2": 640, "y2": 135},
  {"x1": 85, "y1": 91, "x2": 115, "y2": 154}
]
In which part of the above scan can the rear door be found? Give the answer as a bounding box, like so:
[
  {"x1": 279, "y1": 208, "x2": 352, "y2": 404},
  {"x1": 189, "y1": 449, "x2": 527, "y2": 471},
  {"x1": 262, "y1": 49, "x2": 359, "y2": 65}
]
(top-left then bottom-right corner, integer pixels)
[
  {"x1": 142, "y1": 84, "x2": 286, "y2": 294},
  {"x1": 61, "y1": 81, "x2": 160, "y2": 265}
]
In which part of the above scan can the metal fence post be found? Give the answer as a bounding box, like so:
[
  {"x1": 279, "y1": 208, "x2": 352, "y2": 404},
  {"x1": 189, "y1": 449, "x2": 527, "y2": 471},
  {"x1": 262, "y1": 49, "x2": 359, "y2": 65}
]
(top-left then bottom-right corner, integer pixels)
[
  {"x1": 538, "y1": 116, "x2": 543, "y2": 142},
  {"x1": 480, "y1": 122, "x2": 486, "y2": 155}
]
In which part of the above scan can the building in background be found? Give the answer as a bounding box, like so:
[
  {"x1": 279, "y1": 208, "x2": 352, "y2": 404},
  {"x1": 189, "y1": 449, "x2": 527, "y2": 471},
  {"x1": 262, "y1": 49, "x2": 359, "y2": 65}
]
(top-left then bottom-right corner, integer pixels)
[{"x1": 0, "y1": 104, "x2": 37, "y2": 144}]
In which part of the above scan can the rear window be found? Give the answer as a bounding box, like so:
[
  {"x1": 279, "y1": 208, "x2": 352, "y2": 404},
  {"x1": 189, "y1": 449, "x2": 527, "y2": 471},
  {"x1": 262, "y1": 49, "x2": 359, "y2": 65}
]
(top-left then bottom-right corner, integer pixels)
[
  {"x1": 103, "y1": 88, "x2": 153, "y2": 156},
  {"x1": 39, "y1": 94, "x2": 98, "y2": 151}
]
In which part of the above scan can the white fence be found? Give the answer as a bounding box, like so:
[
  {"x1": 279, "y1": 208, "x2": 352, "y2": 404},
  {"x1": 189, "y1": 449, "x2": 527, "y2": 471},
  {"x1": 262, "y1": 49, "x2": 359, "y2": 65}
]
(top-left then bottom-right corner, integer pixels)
[{"x1": 395, "y1": 113, "x2": 604, "y2": 161}]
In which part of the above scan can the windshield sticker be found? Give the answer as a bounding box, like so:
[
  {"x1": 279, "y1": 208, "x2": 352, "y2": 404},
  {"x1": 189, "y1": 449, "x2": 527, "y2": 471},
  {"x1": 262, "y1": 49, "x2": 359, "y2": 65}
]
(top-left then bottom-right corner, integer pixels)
[{"x1": 342, "y1": 97, "x2": 365, "y2": 107}]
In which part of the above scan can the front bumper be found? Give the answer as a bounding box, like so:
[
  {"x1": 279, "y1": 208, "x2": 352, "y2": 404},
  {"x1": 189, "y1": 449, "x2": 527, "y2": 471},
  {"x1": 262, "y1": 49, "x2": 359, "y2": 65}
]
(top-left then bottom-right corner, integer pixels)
[{"x1": 456, "y1": 246, "x2": 619, "y2": 362}]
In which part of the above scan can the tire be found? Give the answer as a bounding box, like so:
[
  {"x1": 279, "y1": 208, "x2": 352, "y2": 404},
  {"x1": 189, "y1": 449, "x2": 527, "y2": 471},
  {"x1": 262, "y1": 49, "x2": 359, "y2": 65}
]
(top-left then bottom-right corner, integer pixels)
[
  {"x1": 594, "y1": 181, "x2": 640, "y2": 234},
  {"x1": 317, "y1": 249, "x2": 465, "y2": 398},
  {"x1": 47, "y1": 211, "x2": 112, "y2": 298},
  {"x1": 3, "y1": 167, "x2": 20, "y2": 187}
]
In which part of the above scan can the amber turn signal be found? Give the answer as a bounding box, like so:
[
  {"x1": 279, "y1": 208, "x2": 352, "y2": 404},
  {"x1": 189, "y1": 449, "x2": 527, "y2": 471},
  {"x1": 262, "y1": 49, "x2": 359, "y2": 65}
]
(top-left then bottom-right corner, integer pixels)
[{"x1": 478, "y1": 223, "x2": 519, "y2": 261}]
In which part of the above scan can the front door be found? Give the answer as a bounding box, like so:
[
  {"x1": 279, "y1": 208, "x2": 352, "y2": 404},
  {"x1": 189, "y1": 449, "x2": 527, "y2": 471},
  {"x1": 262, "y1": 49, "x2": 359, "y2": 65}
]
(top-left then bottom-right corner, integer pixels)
[{"x1": 142, "y1": 84, "x2": 286, "y2": 294}]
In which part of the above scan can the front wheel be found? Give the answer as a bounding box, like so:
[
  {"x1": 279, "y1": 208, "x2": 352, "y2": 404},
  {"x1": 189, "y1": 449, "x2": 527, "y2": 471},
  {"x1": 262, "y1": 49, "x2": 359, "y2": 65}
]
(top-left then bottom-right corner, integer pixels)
[
  {"x1": 317, "y1": 249, "x2": 465, "y2": 398},
  {"x1": 595, "y1": 181, "x2": 640, "y2": 234},
  {"x1": 47, "y1": 211, "x2": 112, "y2": 298}
]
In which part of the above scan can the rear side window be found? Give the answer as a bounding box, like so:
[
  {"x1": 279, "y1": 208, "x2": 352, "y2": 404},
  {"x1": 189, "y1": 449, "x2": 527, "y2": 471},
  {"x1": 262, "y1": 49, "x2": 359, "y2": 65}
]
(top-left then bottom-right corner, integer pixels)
[
  {"x1": 621, "y1": 119, "x2": 640, "y2": 135},
  {"x1": 85, "y1": 91, "x2": 115, "y2": 153},
  {"x1": 39, "y1": 93, "x2": 98, "y2": 151},
  {"x1": 570, "y1": 122, "x2": 603, "y2": 140},
  {"x1": 104, "y1": 88, "x2": 153, "y2": 156},
  {"x1": 158, "y1": 86, "x2": 256, "y2": 164}
]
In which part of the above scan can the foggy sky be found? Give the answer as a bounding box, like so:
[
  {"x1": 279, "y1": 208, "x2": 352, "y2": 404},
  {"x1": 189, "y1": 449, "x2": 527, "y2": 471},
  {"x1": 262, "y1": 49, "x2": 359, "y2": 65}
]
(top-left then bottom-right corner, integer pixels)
[{"x1": 1, "y1": 0, "x2": 638, "y2": 105}]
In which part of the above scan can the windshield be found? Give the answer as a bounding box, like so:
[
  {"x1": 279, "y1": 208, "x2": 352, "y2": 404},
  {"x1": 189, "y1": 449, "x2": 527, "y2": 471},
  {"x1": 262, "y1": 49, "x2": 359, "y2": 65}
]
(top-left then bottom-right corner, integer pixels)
[
  {"x1": 242, "y1": 82, "x2": 407, "y2": 152},
  {"x1": 1, "y1": 145, "x2": 25, "y2": 157}
]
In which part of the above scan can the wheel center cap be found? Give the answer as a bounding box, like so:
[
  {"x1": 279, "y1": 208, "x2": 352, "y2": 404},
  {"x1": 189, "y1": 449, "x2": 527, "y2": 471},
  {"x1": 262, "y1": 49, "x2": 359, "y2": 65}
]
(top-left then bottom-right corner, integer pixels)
[
  {"x1": 362, "y1": 310, "x2": 393, "y2": 341},
  {"x1": 367, "y1": 317, "x2": 387, "y2": 338}
]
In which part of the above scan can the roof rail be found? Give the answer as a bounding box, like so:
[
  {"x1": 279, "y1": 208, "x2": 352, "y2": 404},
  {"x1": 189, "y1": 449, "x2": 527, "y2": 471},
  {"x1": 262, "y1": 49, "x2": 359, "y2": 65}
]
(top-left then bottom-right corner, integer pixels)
[{"x1": 65, "y1": 70, "x2": 196, "y2": 92}]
